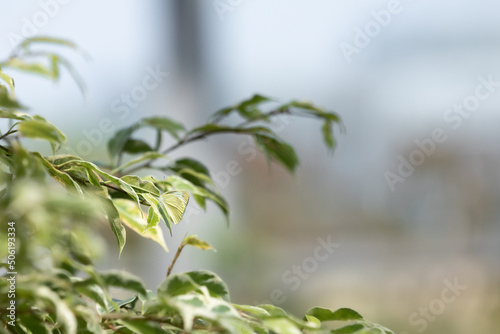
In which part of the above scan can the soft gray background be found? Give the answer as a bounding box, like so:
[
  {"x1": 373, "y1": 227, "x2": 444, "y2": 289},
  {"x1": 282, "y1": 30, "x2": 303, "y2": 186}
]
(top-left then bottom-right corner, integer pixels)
[{"x1": 2, "y1": 1, "x2": 500, "y2": 333}]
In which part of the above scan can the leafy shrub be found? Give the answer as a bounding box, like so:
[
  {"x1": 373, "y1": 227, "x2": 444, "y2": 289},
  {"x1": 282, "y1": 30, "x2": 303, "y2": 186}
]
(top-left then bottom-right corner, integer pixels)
[{"x1": 0, "y1": 38, "x2": 394, "y2": 334}]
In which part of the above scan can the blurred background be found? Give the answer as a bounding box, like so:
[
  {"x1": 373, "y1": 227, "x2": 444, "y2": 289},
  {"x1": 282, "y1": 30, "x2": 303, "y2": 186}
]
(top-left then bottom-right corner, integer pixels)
[{"x1": 2, "y1": 0, "x2": 500, "y2": 333}]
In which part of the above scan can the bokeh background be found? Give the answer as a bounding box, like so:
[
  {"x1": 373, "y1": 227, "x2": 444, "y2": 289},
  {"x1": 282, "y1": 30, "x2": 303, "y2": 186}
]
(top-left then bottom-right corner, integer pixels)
[{"x1": 2, "y1": 1, "x2": 500, "y2": 333}]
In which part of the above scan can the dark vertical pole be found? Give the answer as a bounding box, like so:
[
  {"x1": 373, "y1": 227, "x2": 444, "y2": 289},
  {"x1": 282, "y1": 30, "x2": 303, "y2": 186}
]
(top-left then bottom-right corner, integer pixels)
[{"x1": 172, "y1": 1, "x2": 204, "y2": 106}]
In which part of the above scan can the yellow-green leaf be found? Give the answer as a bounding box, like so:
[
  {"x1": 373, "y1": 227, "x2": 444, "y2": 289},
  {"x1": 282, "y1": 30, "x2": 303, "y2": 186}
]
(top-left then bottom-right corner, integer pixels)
[
  {"x1": 101, "y1": 198, "x2": 126, "y2": 256},
  {"x1": 0, "y1": 85, "x2": 25, "y2": 109},
  {"x1": 113, "y1": 199, "x2": 168, "y2": 252},
  {"x1": 160, "y1": 190, "x2": 189, "y2": 225},
  {"x1": 183, "y1": 235, "x2": 215, "y2": 251},
  {"x1": 0, "y1": 70, "x2": 15, "y2": 93},
  {"x1": 18, "y1": 117, "x2": 66, "y2": 145}
]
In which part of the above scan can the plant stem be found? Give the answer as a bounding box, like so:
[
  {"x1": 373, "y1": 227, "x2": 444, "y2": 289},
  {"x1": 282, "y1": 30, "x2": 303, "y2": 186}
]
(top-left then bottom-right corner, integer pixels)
[
  {"x1": 121, "y1": 132, "x2": 210, "y2": 175},
  {"x1": 167, "y1": 240, "x2": 186, "y2": 277},
  {"x1": 98, "y1": 182, "x2": 149, "y2": 206},
  {"x1": 0, "y1": 129, "x2": 17, "y2": 141},
  {"x1": 120, "y1": 108, "x2": 289, "y2": 175},
  {"x1": 122, "y1": 127, "x2": 262, "y2": 175}
]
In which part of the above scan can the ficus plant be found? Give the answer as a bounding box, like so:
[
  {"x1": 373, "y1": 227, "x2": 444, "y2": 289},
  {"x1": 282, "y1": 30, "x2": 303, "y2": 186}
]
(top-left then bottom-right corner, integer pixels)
[{"x1": 0, "y1": 38, "x2": 394, "y2": 334}]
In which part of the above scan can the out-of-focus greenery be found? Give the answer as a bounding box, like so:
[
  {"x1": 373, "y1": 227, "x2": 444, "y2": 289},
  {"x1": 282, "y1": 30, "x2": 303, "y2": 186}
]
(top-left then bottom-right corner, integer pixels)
[{"x1": 0, "y1": 37, "x2": 393, "y2": 333}]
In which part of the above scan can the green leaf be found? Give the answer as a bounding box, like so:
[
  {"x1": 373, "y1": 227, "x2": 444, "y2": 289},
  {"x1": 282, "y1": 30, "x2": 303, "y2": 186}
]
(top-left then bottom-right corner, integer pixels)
[
  {"x1": 161, "y1": 175, "x2": 230, "y2": 223},
  {"x1": 36, "y1": 286, "x2": 77, "y2": 334},
  {"x1": 101, "y1": 198, "x2": 126, "y2": 256},
  {"x1": 218, "y1": 318, "x2": 254, "y2": 334},
  {"x1": 75, "y1": 161, "x2": 141, "y2": 206},
  {"x1": 286, "y1": 100, "x2": 342, "y2": 124},
  {"x1": 141, "y1": 187, "x2": 189, "y2": 232},
  {"x1": 173, "y1": 158, "x2": 210, "y2": 176},
  {"x1": 143, "y1": 188, "x2": 189, "y2": 233},
  {"x1": 51, "y1": 54, "x2": 87, "y2": 97},
  {"x1": 85, "y1": 167, "x2": 101, "y2": 187},
  {"x1": 46, "y1": 154, "x2": 82, "y2": 166},
  {"x1": 238, "y1": 94, "x2": 272, "y2": 109},
  {"x1": 163, "y1": 174, "x2": 229, "y2": 222},
  {"x1": 185, "y1": 270, "x2": 229, "y2": 300},
  {"x1": 233, "y1": 304, "x2": 271, "y2": 318},
  {"x1": 123, "y1": 138, "x2": 153, "y2": 154},
  {"x1": 203, "y1": 188, "x2": 229, "y2": 222},
  {"x1": 1, "y1": 47, "x2": 87, "y2": 94},
  {"x1": 146, "y1": 206, "x2": 160, "y2": 230},
  {"x1": 0, "y1": 149, "x2": 11, "y2": 167},
  {"x1": 175, "y1": 168, "x2": 215, "y2": 188},
  {"x1": 73, "y1": 282, "x2": 108, "y2": 308},
  {"x1": 2, "y1": 58, "x2": 54, "y2": 78},
  {"x1": 100, "y1": 270, "x2": 147, "y2": 299},
  {"x1": 210, "y1": 94, "x2": 272, "y2": 122},
  {"x1": 168, "y1": 159, "x2": 216, "y2": 194},
  {"x1": 0, "y1": 85, "x2": 26, "y2": 109},
  {"x1": 194, "y1": 194, "x2": 207, "y2": 210},
  {"x1": 158, "y1": 273, "x2": 200, "y2": 297},
  {"x1": 183, "y1": 235, "x2": 215, "y2": 251},
  {"x1": 331, "y1": 324, "x2": 365, "y2": 334},
  {"x1": 190, "y1": 124, "x2": 273, "y2": 137},
  {"x1": 258, "y1": 304, "x2": 289, "y2": 317},
  {"x1": 255, "y1": 134, "x2": 299, "y2": 172},
  {"x1": 210, "y1": 106, "x2": 234, "y2": 122},
  {"x1": 189, "y1": 123, "x2": 234, "y2": 134},
  {"x1": 114, "y1": 295, "x2": 139, "y2": 309},
  {"x1": 18, "y1": 315, "x2": 51, "y2": 334},
  {"x1": 11, "y1": 143, "x2": 46, "y2": 179},
  {"x1": 287, "y1": 100, "x2": 326, "y2": 113},
  {"x1": 36, "y1": 153, "x2": 84, "y2": 197},
  {"x1": 64, "y1": 165, "x2": 89, "y2": 181},
  {"x1": 262, "y1": 318, "x2": 302, "y2": 334},
  {"x1": 18, "y1": 116, "x2": 66, "y2": 146},
  {"x1": 162, "y1": 174, "x2": 199, "y2": 193},
  {"x1": 160, "y1": 190, "x2": 190, "y2": 225},
  {"x1": 305, "y1": 307, "x2": 363, "y2": 322},
  {"x1": 304, "y1": 315, "x2": 321, "y2": 327},
  {"x1": 158, "y1": 270, "x2": 229, "y2": 302},
  {"x1": 0, "y1": 109, "x2": 31, "y2": 120},
  {"x1": 19, "y1": 36, "x2": 78, "y2": 50},
  {"x1": 118, "y1": 319, "x2": 171, "y2": 334},
  {"x1": 354, "y1": 329, "x2": 386, "y2": 334},
  {"x1": 142, "y1": 193, "x2": 172, "y2": 236},
  {"x1": 322, "y1": 120, "x2": 335, "y2": 151},
  {"x1": 50, "y1": 54, "x2": 60, "y2": 80},
  {"x1": 0, "y1": 70, "x2": 15, "y2": 93},
  {"x1": 107, "y1": 125, "x2": 139, "y2": 161},
  {"x1": 113, "y1": 198, "x2": 168, "y2": 252},
  {"x1": 256, "y1": 305, "x2": 321, "y2": 330},
  {"x1": 142, "y1": 116, "x2": 185, "y2": 140},
  {"x1": 120, "y1": 175, "x2": 161, "y2": 197},
  {"x1": 237, "y1": 94, "x2": 272, "y2": 120}
]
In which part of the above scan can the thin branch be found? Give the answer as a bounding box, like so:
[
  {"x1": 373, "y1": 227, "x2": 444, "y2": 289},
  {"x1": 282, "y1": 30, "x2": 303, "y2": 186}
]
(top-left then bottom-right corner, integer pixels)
[
  {"x1": 236, "y1": 108, "x2": 288, "y2": 128},
  {"x1": 121, "y1": 109, "x2": 290, "y2": 175},
  {"x1": 0, "y1": 129, "x2": 18, "y2": 141},
  {"x1": 163, "y1": 108, "x2": 289, "y2": 155},
  {"x1": 99, "y1": 182, "x2": 149, "y2": 206},
  {"x1": 167, "y1": 238, "x2": 187, "y2": 277}
]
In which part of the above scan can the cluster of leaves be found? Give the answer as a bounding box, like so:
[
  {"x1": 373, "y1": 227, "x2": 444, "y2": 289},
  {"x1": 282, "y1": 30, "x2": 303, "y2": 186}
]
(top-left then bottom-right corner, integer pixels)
[{"x1": 0, "y1": 38, "x2": 393, "y2": 333}]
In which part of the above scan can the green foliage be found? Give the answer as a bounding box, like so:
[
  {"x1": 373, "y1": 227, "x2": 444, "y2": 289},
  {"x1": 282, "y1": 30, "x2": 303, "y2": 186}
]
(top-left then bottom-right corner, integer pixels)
[{"x1": 0, "y1": 38, "x2": 393, "y2": 333}]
